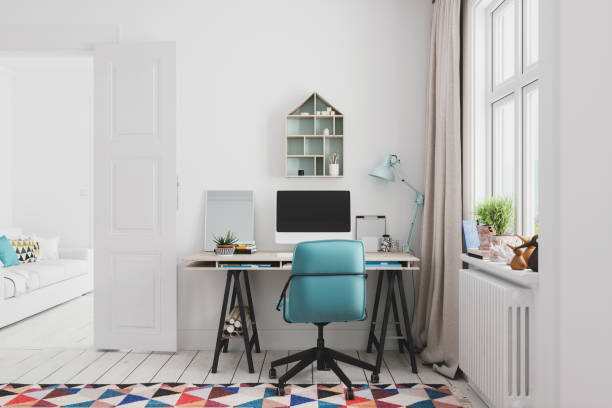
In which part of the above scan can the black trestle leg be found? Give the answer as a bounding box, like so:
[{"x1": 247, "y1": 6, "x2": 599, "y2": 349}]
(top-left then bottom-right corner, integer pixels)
[
  {"x1": 211, "y1": 271, "x2": 232, "y2": 373},
  {"x1": 234, "y1": 271, "x2": 255, "y2": 373},
  {"x1": 374, "y1": 271, "x2": 394, "y2": 374},
  {"x1": 367, "y1": 272, "x2": 384, "y2": 353},
  {"x1": 243, "y1": 270, "x2": 261, "y2": 353},
  {"x1": 396, "y1": 271, "x2": 418, "y2": 373},
  {"x1": 223, "y1": 285, "x2": 237, "y2": 353},
  {"x1": 391, "y1": 290, "x2": 405, "y2": 353}
]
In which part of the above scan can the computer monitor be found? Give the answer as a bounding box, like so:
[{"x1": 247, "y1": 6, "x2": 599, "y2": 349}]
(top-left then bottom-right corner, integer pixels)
[{"x1": 275, "y1": 190, "x2": 351, "y2": 244}]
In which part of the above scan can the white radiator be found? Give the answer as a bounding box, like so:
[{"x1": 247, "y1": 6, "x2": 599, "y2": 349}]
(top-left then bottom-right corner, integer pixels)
[{"x1": 459, "y1": 269, "x2": 534, "y2": 408}]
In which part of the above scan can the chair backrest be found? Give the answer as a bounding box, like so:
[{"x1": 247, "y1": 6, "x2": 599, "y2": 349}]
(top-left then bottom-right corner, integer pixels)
[{"x1": 287, "y1": 240, "x2": 366, "y2": 323}]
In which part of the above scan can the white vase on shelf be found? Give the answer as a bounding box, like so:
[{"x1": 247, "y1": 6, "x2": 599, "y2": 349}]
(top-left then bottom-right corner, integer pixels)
[{"x1": 329, "y1": 163, "x2": 339, "y2": 176}]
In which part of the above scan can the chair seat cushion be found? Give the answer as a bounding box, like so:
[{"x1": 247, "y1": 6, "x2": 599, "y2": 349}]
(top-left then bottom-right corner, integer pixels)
[{"x1": 282, "y1": 292, "x2": 366, "y2": 324}]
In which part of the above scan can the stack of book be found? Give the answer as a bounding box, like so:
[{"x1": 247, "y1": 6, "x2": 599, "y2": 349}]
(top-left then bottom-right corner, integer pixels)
[{"x1": 234, "y1": 240, "x2": 256, "y2": 254}]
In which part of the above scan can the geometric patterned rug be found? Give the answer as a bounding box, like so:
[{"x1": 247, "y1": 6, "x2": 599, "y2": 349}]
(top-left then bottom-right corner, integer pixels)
[{"x1": 0, "y1": 383, "x2": 469, "y2": 407}]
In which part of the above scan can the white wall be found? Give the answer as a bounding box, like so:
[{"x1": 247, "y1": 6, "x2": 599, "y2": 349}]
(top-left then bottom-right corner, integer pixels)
[
  {"x1": 0, "y1": 0, "x2": 433, "y2": 349},
  {"x1": 0, "y1": 68, "x2": 13, "y2": 227},
  {"x1": 538, "y1": 0, "x2": 612, "y2": 406},
  {"x1": 0, "y1": 57, "x2": 92, "y2": 247}
]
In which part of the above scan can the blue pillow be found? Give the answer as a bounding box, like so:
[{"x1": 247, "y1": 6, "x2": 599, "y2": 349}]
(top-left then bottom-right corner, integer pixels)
[{"x1": 0, "y1": 235, "x2": 19, "y2": 267}]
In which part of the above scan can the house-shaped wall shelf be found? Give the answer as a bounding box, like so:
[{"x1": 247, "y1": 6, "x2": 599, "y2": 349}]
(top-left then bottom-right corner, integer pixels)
[{"x1": 285, "y1": 92, "x2": 344, "y2": 177}]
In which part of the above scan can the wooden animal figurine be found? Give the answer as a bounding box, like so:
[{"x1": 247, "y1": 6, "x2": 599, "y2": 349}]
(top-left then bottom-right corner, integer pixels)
[
  {"x1": 516, "y1": 234, "x2": 539, "y2": 271},
  {"x1": 517, "y1": 234, "x2": 536, "y2": 264},
  {"x1": 528, "y1": 246, "x2": 538, "y2": 271},
  {"x1": 507, "y1": 243, "x2": 528, "y2": 270}
]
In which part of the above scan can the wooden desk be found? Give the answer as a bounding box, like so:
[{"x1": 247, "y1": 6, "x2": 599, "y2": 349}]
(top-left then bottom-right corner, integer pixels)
[{"x1": 184, "y1": 251, "x2": 420, "y2": 379}]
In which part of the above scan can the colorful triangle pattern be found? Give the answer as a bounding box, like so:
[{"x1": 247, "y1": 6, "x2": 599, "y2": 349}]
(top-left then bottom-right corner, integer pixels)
[{"x1": 0, "y1": 383, "x2": 464, "y2": 407}]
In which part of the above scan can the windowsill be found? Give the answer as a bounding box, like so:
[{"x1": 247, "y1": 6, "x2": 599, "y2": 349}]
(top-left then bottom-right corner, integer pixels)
[{"x1": 460, "y1": 253, "x2": 539, "y2": 288}]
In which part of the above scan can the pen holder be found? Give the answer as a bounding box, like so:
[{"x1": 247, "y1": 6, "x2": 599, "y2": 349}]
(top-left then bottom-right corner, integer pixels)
[{"x1": 329, "y1": 163, "x2": 339, "y2": 176}]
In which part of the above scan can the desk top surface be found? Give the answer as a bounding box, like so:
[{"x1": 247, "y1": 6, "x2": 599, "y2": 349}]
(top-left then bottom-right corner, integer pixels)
[{"x1": 185, "y1": 250, "x2": 419, "y2": 263}]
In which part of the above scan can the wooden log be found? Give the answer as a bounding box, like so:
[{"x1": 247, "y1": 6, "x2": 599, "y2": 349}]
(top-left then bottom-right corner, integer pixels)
[
  {"x1": 233, "y1": 307, "x2": 250, "y2": 328},
  {"x1": 225, "y1": 306, "x2": 241, "y2": 324}
]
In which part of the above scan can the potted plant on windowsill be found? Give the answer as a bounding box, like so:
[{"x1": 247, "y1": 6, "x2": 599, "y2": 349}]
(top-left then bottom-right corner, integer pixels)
[
  {"x1": 475, "y1": 196, "x2": 519, "y2": 261},
  {"x1": 213, "y1": 231, "x2": 238, "y2": 256}
]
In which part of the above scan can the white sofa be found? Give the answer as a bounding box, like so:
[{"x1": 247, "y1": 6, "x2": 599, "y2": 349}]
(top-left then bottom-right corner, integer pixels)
[{"x1": 0, "y1": 230, "x2": 93, "y2": 328}]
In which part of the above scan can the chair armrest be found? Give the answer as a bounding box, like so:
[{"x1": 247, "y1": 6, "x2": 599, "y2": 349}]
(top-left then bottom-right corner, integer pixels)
[
  {"x1": 59, "y1": 248, "x2": 93, "y2": 262},
  {"x1": 275, "y1": 272, "x2": 367, "y2": 312}
]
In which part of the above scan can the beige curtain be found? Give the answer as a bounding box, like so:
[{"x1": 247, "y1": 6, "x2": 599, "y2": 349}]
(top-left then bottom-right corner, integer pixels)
[{"x1": 411, "y1": 0, "x2": 463, "y2": 379}]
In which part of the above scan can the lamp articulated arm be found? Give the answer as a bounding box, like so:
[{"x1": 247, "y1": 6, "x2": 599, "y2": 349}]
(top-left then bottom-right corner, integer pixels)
[
  {"x1": 369, "y1": 153, "x2": 425, "y2": 254},
  {"x1": 397, "y1": 171, "x2": 424, "y2": 255}
]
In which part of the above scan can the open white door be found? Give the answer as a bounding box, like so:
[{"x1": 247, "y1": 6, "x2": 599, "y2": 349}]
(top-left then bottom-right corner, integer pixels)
[{"x1": 94, "y1": 43, "x2": 176, "y2": 351}]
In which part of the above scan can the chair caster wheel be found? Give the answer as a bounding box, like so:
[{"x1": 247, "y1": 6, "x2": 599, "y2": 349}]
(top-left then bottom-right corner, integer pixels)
[
  {"x1": 371, "y1": 373, "x2": 380, "y2": 383},
  {"x1": 269, "y1": 368, "x2": 277, "y2": 379},
  {"x1": 277, "y1": 385, "x2": 285, "y2": 396},
  {"x1": 345, "y1": 389, "x2": 354, "y2": 400}
]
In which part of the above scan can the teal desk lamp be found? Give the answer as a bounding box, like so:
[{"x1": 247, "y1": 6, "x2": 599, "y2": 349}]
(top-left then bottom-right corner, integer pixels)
[{"x1": 369, "y1": 154, "x2": 425, "y2": 254}]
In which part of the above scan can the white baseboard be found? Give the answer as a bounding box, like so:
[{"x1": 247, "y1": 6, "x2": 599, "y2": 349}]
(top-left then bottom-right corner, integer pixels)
[{"x1": 179, "y1": 328, "x2": 401, "y2": 351}]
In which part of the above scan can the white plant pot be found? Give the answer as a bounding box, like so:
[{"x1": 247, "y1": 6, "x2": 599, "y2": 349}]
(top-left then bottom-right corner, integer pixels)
[
  {"x1": 329, "y1": 163, "x2": 339, "y2": 176},
  {"x1": 214, "y1": 246, "x2": 235, "y2": 256}
]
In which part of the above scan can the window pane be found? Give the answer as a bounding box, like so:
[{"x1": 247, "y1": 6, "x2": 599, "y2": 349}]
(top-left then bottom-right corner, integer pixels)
[
  {"x1": 523, "y1": 0, "x2": 539, "y2": 68},
  {"x1": 492, "y1": 0, "x2": 516, "y2": 86},
  {"x1": 523, "y1": 85, "x2": 539, "y2": 234},
  {"x1": 492, "y1": 96, "x2": 516, "y2": 228}
]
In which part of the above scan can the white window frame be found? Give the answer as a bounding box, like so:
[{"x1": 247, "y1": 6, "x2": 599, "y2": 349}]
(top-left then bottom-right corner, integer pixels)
[{"x1": 466, "y1": 0, "x2": 539, "y2": 235}]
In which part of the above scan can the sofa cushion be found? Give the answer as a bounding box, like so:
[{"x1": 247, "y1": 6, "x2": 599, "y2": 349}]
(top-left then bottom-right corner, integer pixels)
[
  {"x1": 36, "y1": 236, "x2": 60, "y2": 260},
  {"x1": 10, "y1": 238, "x2": 39, "y2": 263},
  {"x1": 3, "y1": 259, "x2": 89, "y2": 299},
  {"x1": 0, "y1": 236, "x2": 20, "y2": 268}
]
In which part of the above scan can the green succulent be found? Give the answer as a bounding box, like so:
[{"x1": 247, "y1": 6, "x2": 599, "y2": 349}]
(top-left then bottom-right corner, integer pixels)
[
  {"x1": 213, "y1": 230, "x2": 239, "y2": 246},
  {"x1": 474, "y1": 196, "x2": 514, "y2": 236}
]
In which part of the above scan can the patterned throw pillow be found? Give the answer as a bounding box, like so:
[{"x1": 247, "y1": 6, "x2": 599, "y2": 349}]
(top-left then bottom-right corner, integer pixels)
[{"x1": 10, "y1": 238, "x2": 39, "y2": 263}]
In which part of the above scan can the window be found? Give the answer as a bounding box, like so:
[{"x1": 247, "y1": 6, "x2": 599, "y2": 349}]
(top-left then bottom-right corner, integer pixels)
[{"x1": 470, "y1": 0, "x2": 539, "y2": 235}]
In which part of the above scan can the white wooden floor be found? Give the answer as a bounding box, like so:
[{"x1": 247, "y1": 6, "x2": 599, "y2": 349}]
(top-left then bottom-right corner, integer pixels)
[{"x1": 0, "y1": 294, "x2": 488, "y2": 407}]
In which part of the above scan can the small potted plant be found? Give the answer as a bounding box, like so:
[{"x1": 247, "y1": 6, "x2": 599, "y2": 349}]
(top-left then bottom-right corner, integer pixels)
[
  {"x1": 213, "y1": 231, "x2": 238, "y2": 256},
  {"x1": 475, "y1": 196, "x2": 519, "y2": 257}
]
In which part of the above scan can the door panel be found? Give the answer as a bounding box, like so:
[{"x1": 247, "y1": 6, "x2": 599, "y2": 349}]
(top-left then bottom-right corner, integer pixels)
[
  {"x1": 111, "y1": 158, "x2": 159, "y2": 232},
  {"x1": 94, "y1": 42, "x2": 176, "y2": 351}
]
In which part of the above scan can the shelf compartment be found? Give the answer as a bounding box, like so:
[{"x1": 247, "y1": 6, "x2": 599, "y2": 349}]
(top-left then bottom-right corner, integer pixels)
[
  {"x1": 315, "y1": 118, "x2": 333, "y2": 136},
  {"x1": 315, "y1": 157, "x2": 324, "y2": 176},
  {"x1": 287, "y1": 117, "x2": 314, "y2": 136},
  {"x1": 305, "y1": 137, "x2": 323, "y2": 155},
  {"x1": 287, "y1": 137, "x2": 305, "y2": 155},
  {"x1": 315, "y1": 98, "x2": 330, "y2": 113},
  {"x1": 334, "y1": 117, "x2": 343, "y2": 135},
  {"x1": 290, "y1": 94, "x2": 315, "y2": 115},
  {"x1": 325, "y1": 138, "x2": 343, "y2": 176},
  {"x1": 287, "y1": 157, "x2": 315, "y2": 176}
]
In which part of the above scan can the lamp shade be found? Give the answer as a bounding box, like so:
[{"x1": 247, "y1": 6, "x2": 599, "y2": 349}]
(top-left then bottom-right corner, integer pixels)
[{"x1": 369, "y1": 154, "x2": 396, "y2": 181}]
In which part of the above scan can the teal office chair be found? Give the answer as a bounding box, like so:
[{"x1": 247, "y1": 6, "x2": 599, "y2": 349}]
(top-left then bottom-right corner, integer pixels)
[{"x1": 269, "y1": 240, "x2": 377, "y2": 399}]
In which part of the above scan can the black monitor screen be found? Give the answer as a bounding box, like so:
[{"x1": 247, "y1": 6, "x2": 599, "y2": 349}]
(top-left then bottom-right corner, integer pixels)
[{"x1": 276, "y1": 190, "x2": 350, "y2": 232}]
